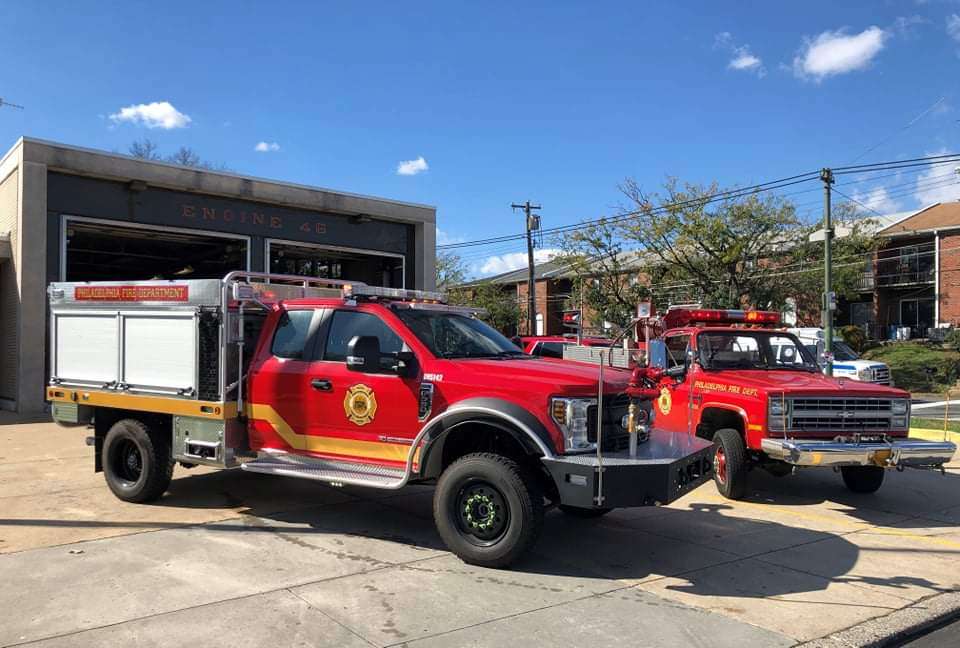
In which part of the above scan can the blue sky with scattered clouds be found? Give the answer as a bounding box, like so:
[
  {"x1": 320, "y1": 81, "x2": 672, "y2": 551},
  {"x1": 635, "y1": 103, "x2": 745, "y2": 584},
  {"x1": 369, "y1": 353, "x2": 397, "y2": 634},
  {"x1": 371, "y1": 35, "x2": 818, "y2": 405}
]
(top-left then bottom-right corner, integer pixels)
[{"x1": 2, "y1": 1, "x2": 959, "y2": 276}]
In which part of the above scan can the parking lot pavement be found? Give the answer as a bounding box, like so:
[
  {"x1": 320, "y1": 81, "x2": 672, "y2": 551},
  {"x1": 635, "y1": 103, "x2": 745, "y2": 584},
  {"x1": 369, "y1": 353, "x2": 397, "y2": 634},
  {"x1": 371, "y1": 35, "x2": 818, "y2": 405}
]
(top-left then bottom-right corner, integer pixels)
[{"x1": 2, "y1": 421, "x2": 959, "y2": 647}]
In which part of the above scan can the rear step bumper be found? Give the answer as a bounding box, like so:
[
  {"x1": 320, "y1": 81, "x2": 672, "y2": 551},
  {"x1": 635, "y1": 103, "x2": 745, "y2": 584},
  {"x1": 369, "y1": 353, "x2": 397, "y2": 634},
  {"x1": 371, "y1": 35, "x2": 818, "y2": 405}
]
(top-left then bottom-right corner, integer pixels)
[
  {"x1": 541, "y1": 430, "x2": 714, "y2": 509},
  {"x1": 761, "y1": 437, "x2": 956, "y2": 468}
]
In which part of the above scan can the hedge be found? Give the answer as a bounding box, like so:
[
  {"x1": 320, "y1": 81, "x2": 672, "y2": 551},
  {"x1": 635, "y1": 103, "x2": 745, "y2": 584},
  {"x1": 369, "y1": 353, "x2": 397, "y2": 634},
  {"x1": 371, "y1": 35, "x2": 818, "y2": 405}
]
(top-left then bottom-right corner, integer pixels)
[{"x1": 861, "y1": 343, "x2": 960, "y2": 393}]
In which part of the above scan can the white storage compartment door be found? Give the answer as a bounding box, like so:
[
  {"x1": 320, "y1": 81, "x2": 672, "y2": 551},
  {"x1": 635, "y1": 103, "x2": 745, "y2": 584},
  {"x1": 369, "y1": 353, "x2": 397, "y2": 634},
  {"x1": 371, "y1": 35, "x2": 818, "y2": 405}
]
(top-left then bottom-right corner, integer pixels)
[
  {"x1": 122, "y1": 312, "x2": 197, "y2": 393},
  {"x1": 53, "y1": 311, "x2": 120, "y2": 385}
]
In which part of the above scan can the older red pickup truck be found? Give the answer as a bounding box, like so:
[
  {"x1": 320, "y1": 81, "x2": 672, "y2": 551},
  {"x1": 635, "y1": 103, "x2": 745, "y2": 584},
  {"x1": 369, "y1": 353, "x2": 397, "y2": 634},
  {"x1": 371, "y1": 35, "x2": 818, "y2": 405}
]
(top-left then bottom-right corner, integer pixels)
[
  {"x1": 639, "y1": 307, "x2": 956, "y2": 498},
  {"x1": 47, "y1": 273, "x2": 712, "y2": 568}
]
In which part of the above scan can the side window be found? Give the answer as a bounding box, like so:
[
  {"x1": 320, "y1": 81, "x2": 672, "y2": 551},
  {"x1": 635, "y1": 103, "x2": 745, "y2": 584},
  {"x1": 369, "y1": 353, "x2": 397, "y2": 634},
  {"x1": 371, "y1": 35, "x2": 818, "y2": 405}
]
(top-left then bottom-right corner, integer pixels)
[
  {"x1": 538, "y1": 342, "x2": 566, "y2": 359},
  {"x1": 324, "y1": 310, "x2": 404, "y2": 369},
  {"x1": 271, "y1": 310, "x2": 316, "y2": 359},
  {"x1": 665, "y1": 334, "x2": 690, "y2": 369}
]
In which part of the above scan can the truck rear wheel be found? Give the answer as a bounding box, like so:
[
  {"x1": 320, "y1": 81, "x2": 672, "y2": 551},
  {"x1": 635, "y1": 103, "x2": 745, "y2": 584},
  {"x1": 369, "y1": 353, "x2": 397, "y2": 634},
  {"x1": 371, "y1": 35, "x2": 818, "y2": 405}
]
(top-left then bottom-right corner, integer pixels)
[
  {"x1": 713, "y1": 428, "x2": 748, "y2": 500},
  {"x1": 433, "y1": 452, "x2": 544, "y2": 568},
  {"x1": 840, "y1": 466, "x2": 885, "y2": 494},
  {"x1": 102, "y1": 418, "x2": 173, "y2": 503}
]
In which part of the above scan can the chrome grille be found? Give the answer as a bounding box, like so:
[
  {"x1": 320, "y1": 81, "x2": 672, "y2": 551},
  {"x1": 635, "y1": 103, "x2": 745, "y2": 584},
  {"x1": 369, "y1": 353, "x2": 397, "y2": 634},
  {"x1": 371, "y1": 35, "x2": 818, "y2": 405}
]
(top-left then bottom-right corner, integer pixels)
[
  {"x1": 788, "y1": 397, "x2": 895, "y2": 433},
  {"x1": 872, "y1": 366, "x2": 891, "y2": 385}
]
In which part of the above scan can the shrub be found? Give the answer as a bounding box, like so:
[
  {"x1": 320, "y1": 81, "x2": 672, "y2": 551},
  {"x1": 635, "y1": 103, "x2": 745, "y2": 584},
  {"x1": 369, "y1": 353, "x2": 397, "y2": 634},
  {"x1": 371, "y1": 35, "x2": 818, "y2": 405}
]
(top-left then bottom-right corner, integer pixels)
[
  {"x1": 840, "y1": 325, "x2": 867, "y2": 353},
  {"x1": 945, "y1": 328, "x2": 960, "y2": 352},
  {"x1": 862, "y1": 343, "x2": 960, "y2": 393}
]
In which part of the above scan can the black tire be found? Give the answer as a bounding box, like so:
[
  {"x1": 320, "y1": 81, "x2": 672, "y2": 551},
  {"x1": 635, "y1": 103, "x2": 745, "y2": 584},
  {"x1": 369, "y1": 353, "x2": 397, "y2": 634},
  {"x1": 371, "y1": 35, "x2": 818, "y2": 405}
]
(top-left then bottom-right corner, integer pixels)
[
  {"x1": 102, "y1": 418, "x2": 173, "y2": 503},
  {"x1": 433, "y1": 452, "x2": 544, "y2": 568},
  {"x1": 713, "y1": 428, "x2": 748, "y2": 500},
  {"x1": 841, "y1": 466, "x2": 885, "y2": 494},
  {"x1": 558, "y1": 505, "x2": 613, "y2": 518}
]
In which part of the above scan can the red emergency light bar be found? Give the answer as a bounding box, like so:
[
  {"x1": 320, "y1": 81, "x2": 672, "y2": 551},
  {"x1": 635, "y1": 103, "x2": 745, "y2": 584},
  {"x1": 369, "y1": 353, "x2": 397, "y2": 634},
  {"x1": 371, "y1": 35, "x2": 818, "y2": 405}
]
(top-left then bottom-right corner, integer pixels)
[{"x1": 663, "y1": 308, "x2": 780, "y2": 328}]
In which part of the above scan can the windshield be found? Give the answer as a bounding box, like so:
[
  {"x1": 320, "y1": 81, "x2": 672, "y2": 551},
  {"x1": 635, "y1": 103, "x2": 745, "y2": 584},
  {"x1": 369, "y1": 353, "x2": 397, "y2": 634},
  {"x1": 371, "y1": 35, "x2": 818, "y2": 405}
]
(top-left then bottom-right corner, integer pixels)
[
  {"x1": 697, "y1": 331, "x2": 818, "y2": 371},
  {"x1": 393, "y1": 309, "x2": 526, "y2": 359},
  {"x1": 831, "y1": 341, "x2": 859, "y2": 361}
]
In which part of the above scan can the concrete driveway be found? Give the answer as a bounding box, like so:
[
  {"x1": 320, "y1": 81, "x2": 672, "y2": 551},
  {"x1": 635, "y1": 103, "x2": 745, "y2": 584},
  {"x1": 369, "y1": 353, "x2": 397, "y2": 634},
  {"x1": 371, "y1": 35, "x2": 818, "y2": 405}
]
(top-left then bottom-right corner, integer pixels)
[{"x1": 2, "y1": 420, "x2": 959, "y2": 647}]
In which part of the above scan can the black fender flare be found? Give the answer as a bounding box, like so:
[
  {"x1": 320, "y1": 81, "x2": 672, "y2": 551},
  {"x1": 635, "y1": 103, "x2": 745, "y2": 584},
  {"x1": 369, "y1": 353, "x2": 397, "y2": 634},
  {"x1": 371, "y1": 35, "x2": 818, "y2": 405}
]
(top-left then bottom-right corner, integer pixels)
[{"x1": 417, "y1": 397, "x2": 557, "y2": 479}]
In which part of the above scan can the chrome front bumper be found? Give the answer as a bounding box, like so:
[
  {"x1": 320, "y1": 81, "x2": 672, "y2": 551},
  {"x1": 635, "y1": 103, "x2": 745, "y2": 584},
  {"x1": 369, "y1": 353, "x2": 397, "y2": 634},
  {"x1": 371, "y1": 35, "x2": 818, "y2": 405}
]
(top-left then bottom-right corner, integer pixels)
[{"x1": 761, "y1": 437, "x2": 956, "y2": 468}]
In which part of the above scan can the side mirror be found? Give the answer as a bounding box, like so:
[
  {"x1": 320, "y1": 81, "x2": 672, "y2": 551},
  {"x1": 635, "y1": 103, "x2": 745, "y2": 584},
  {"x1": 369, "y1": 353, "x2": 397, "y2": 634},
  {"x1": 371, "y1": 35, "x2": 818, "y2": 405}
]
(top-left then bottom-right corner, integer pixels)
[
  {"x1": 346, "y1": 336, "x2": 381, "y2": 373},
  {"x1": 664, "y1": 364, "x2": 686, "y2": 379},
  {"x1": 647, "y1": 340, "x2": 668, "y2": 369}
]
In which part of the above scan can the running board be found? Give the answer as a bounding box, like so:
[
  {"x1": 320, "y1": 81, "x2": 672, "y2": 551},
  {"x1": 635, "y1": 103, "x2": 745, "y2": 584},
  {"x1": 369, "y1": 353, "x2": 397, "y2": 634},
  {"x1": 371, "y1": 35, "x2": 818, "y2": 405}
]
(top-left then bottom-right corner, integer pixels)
[{"x1": 241, "y1": 450, "x2": 406, "y2": 489}]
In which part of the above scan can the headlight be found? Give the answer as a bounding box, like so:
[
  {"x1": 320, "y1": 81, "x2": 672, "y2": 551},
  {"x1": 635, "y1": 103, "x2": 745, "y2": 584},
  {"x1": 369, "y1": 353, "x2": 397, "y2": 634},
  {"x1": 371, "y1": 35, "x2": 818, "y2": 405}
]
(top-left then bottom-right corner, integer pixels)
[
  {"x1": 891, "y1": 399, "x2": 909, "y2": 415},
  {"x1": 768, "y1": 397, "x2": 787, "y2": 431},
  {"x1": 857, "y1": 368, "x2": 874, "y2": 381},
  {"x1": 550, "y1": 397, "x2": 595, "y2": 452}
]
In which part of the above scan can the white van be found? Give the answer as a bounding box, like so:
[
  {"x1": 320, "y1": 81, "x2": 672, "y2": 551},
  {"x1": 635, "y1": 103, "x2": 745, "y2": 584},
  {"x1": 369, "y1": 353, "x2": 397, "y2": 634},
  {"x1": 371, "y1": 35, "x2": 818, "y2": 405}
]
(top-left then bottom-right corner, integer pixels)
[{"x1": 787, "y1": 327, "x2": 892, "y2": 385}]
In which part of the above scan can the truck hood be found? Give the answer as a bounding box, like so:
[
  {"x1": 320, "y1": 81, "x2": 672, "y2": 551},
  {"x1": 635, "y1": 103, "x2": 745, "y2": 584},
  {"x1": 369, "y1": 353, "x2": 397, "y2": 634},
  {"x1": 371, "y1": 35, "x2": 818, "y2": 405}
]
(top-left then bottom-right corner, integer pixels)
[
  {"x1": 441, "y1": 357, "x2": 632, "y2": 395},
  {"x1": 698, "y1": 370, "x2": 908, "y2": 398}
]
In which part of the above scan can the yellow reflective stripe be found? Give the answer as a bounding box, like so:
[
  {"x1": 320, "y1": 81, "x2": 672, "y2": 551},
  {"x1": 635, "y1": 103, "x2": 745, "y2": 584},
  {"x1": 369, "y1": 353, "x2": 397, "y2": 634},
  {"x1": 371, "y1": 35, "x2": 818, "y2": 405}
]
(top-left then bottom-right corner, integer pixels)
[
  {"x1": 46, "y1": 388, "x2": 229, "y2": 420},
  {"x1": 247, "y1": 402, "x2": 414, "y2": 463}
]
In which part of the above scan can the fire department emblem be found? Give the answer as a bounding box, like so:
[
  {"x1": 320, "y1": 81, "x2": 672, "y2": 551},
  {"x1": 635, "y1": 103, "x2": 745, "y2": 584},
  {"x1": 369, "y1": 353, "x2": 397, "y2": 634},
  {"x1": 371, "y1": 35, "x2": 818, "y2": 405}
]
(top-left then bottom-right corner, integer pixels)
[
  {"x1": 657, "y1": 387, "x2": 672, "y2": 416},
  {"x1": 344, "y1": 384, "x2": 377, "y2": 426}
]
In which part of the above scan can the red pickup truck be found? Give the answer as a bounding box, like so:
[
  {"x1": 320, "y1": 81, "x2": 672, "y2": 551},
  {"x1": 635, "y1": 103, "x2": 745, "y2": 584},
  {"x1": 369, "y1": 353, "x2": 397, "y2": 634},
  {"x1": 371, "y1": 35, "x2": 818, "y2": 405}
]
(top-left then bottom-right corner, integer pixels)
[
  {"x1": 47, "y1": 273, "x2": 712, "y2": 568},
  {"x1": 640, "y1": 307, "x2": 956, "y2": 498}
]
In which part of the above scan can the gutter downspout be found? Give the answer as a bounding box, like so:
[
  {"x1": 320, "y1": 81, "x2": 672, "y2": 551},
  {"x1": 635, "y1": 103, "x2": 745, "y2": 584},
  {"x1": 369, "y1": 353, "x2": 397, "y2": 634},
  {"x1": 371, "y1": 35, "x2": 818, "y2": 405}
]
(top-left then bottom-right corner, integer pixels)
[{"x1": 934, "y1": 230, "x2": 940, "y2": 327}]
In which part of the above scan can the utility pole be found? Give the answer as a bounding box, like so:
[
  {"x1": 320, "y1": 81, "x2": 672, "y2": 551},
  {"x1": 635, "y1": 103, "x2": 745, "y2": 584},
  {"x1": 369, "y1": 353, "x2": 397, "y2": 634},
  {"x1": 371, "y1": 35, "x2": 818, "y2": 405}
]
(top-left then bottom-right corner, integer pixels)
[
  {"x1": 511, "y1": 200, "x2": 541, "y2": 335},
  {"x1": 821, "y1": 168, "x2": 835, "y2": 377}
]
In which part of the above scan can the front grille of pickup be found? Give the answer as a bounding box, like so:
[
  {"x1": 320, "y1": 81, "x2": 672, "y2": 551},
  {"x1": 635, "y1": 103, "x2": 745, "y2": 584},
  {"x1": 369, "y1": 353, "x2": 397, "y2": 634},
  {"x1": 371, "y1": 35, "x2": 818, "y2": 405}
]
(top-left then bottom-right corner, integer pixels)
[
  {"x1": 872, "y1": 366, "x2": 891, "y2": 385},
  {"x1": 587, "y1": 394, "x2": 631, "y2": 452},
  {"x1": 789, "y1": 398, "x2": 893, "y2": 432}
]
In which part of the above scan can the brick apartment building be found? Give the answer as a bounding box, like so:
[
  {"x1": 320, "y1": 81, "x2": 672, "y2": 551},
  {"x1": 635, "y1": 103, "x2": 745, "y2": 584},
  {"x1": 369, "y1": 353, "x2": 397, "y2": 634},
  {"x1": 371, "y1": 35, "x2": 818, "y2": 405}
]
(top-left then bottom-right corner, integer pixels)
[{"x1": 840, "y1": 202, "x2": 960, "y2": 339}]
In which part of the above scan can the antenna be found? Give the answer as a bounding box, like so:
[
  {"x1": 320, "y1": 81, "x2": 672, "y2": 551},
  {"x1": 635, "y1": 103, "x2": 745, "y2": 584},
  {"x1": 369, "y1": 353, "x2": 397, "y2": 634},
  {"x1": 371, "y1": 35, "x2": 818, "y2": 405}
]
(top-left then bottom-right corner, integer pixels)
[{"x1": 0, "y1": 98, "x2": 24, "y2": 110}]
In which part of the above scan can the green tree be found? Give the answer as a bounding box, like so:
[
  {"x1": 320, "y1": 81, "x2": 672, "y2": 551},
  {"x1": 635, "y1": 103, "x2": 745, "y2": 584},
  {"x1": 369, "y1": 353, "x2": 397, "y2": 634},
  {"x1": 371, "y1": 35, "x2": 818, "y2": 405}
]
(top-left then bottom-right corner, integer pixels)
[
  {"x1": 557, "y1": 178, "x2": 878, "y2": 321},
  {"x1": 436, "y1": 251, "x2": 467, "y2": 291}
]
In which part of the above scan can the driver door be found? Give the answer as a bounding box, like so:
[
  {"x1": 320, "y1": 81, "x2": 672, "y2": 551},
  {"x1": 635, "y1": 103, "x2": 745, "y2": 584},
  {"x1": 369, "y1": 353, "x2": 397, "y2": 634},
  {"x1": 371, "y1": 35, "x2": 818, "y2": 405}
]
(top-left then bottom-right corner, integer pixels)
[
  {"x1": 654, "y1": 333, "x2": 693, "y2": 435},
  {"x1": 307, "y1": 307, "x2": 423, "y2": 466}
]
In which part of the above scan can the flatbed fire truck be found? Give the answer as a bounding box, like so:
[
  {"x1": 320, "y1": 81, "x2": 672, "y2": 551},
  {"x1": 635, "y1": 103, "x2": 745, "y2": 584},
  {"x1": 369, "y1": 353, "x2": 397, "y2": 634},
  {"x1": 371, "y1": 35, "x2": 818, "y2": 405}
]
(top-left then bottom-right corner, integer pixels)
[
  {"x1": 46, "y1": 272, "x2": 713, "y2": 567},
  {"x1": 631, "y1": 307, "x2": 956, "y2": 498}
]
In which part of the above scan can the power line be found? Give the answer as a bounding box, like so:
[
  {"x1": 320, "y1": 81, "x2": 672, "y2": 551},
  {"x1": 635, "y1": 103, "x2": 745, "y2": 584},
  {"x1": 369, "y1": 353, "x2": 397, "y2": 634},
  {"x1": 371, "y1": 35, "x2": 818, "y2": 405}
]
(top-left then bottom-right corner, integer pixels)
[
  {"x1": 849, "y1": 96, "x2": 946, "y2": 163},
  {"x1": 0, "y1": 97, "x2": 24, "y2": 110}
]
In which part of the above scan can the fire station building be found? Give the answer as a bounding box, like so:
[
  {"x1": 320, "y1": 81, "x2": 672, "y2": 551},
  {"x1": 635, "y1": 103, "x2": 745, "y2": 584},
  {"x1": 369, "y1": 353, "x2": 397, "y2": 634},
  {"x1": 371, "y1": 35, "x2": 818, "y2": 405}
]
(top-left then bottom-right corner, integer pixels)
[{"x1": 0, "y1": 137, "x2": 437, "y2": 414}]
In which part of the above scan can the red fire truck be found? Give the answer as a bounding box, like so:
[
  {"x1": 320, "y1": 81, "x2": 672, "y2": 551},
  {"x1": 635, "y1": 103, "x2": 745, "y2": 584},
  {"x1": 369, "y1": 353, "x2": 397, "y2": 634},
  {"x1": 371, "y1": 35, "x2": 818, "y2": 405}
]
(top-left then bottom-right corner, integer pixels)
[
  {"x1": 46, "y1": 273, "x2": 712, "y2": 568},
  {"x1": 638, "y1": 307, "x2": 956, "y2": 498}
]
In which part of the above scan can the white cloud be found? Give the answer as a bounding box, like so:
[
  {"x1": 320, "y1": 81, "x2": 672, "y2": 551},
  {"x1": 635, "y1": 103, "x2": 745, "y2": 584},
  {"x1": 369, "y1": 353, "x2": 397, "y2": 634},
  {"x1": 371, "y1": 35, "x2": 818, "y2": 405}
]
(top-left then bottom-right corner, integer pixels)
[
  {"x1": 729, "y1": 52, "x2": 763, "y2": 72},
  {"x1": 477, "y1": 248, "x2": 560, "y2": 276},
  {"x1": 948, "y1": 14, "x2": 960, "y2": 42},
  {"x1": 714, "y1": 32, "x2": 765, "y2": 76},
  {"x1": 792, "y1": 26, "x2": 887, "y2": 81},
  {"x1": 851, "y1": 186, "x2": 900, "y2": 213},
  {"x1": 436, "y1": 227, "x2": 464, "y2": 246},
  {"x1": 914, "y1": 149, "x2": 960, "y2": 205},
  {"x1": 254, "y1": 141, "x2": 280, "y2": 152},
  {"x1": 109, "y1": 101, "x2": 191, "y2": 129},
  {"x1": 397, "y1": 156, "x2": 429, "y2": 176}
]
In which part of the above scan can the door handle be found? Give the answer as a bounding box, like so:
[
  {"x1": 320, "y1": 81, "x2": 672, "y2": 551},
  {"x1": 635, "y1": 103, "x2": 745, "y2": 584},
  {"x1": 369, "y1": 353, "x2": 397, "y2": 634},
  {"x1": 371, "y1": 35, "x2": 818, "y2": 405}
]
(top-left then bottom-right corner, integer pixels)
[{"x1": 311, "y1": 378, "x2": 332, "y2": 392}]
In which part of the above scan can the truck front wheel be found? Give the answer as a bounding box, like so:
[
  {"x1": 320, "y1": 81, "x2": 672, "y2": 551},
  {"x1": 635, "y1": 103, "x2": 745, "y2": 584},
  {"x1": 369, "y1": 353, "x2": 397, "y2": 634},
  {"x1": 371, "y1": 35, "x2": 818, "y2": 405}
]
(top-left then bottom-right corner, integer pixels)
[
  {"x1": 102, "y1": 418, "x2": 173, "y2": 503},
  {"x1": 433, "y1": 453, "x2": 544, "y2": 568},
  {"x1": 841, "y1": 466, "x2": 885, "y2": 493},
  {"x1": 713, "y1": 428, "x2": 748, "y2": 500}
]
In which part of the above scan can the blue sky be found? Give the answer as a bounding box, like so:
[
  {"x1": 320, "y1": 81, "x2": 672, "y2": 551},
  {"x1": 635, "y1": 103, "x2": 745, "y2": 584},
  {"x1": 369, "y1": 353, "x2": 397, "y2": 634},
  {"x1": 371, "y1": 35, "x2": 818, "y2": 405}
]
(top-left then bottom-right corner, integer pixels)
[{"x1": 2, "y1": 1, "x2": 959, "y2": 276}]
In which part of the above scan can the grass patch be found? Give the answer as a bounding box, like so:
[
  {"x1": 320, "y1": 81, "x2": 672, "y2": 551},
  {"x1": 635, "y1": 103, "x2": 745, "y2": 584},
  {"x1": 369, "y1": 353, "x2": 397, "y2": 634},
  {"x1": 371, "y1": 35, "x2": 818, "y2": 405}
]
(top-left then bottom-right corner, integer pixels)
[
  {"x1": 912, "y1": 417, "x2": 960, "y2": 434},
  {"x1": 861, "y1": 343, "x2": 960, "y2": 393}
]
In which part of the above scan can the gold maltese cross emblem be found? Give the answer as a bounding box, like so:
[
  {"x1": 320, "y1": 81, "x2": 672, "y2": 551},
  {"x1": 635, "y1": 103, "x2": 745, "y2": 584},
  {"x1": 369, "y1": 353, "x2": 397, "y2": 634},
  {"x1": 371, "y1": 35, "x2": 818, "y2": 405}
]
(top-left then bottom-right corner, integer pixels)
[{"x1": 343, "y1": 384, "x2": 378, "y2": 426}]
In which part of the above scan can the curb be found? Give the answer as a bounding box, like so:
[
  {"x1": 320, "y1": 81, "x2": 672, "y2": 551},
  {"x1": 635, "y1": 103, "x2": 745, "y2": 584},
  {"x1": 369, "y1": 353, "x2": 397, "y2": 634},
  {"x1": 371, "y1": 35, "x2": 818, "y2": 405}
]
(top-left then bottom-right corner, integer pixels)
[
  {"x1": 909, "y1": 428, "x2": 957, "y2": 442},
  {"x1": 797, "y1": 590, "x2": 960, "y2": 647}
]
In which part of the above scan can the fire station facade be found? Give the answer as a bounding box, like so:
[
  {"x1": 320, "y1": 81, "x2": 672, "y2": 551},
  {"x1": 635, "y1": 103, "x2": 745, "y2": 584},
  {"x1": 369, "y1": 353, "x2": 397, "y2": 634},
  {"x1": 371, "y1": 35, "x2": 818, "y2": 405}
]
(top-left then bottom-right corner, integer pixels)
[{"x1": 0, "y1": 137, "x2": 437, "y2": 414}]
